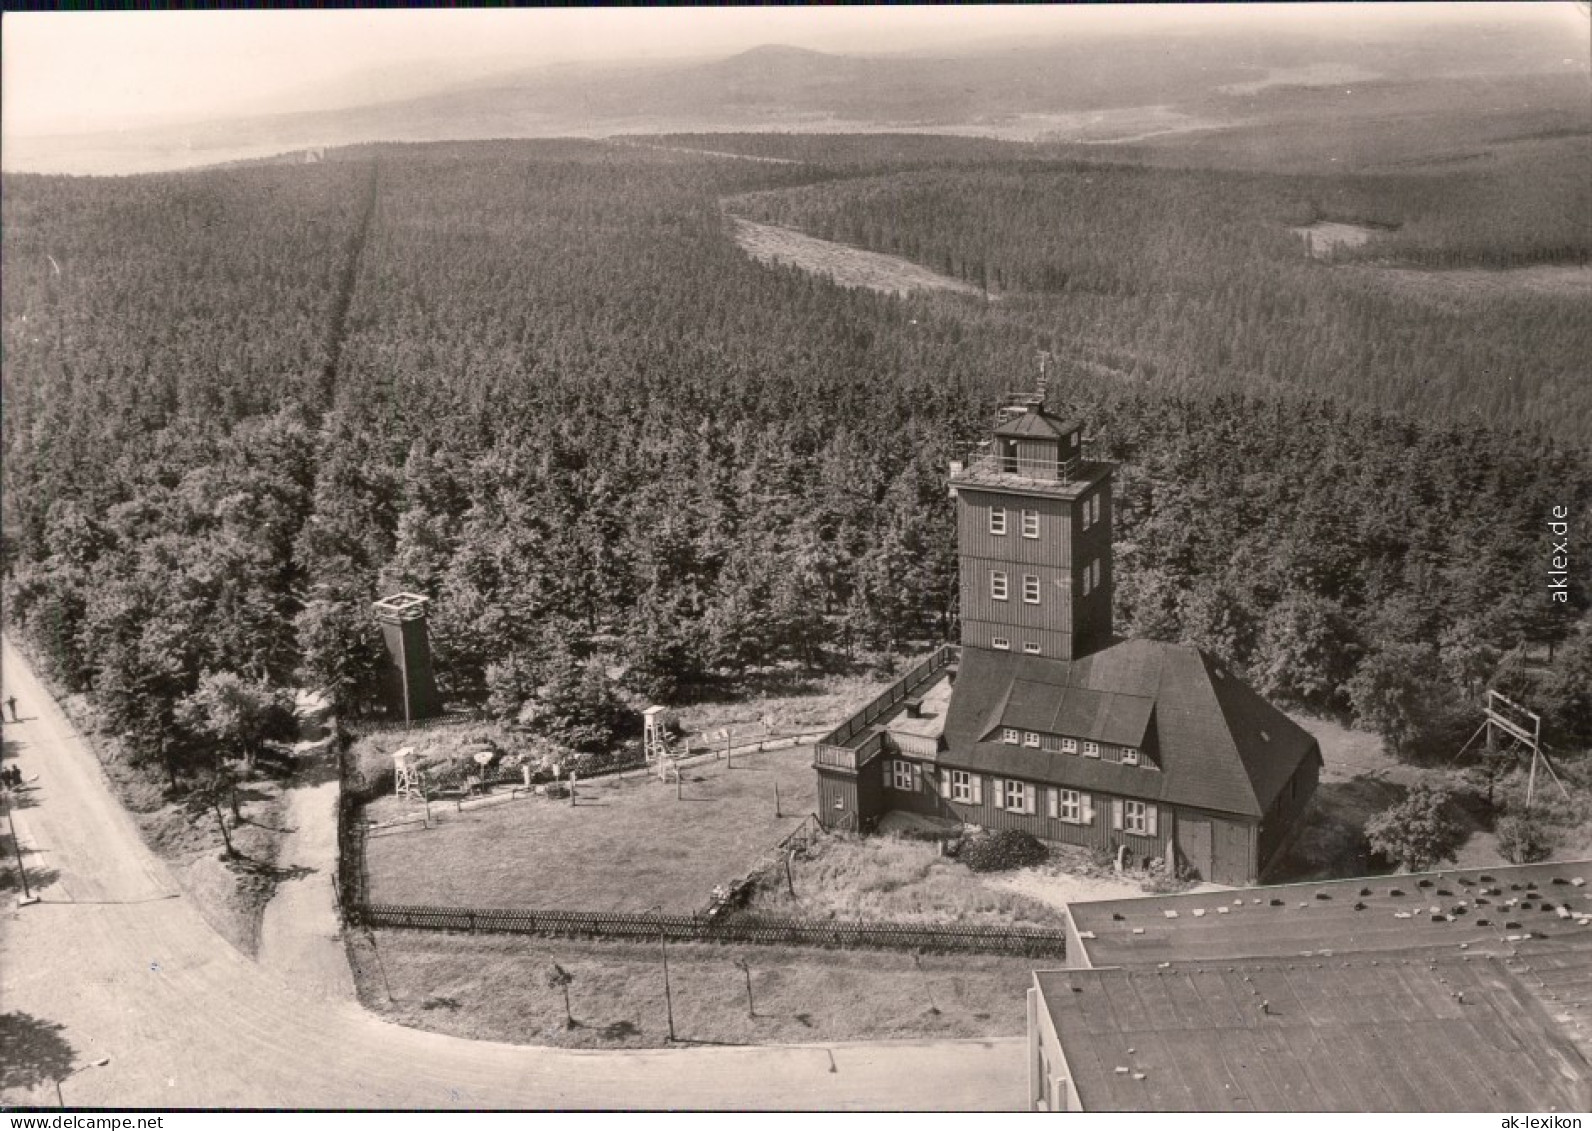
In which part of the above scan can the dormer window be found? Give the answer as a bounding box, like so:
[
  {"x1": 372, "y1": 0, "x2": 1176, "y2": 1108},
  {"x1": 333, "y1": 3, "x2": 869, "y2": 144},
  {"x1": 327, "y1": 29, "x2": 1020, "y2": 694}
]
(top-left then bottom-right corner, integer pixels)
[
  {"x1": 1002, "y1": 728, "x2": 1021, "y2": 745},
  {"x1": 1021, "y1": 509, "x2": 1040, "y2": 538},
  {"x1": 1083, "y1": 741, "x2": 1100, "y2": 758},
  {"x1": 1024, "y1": 732, "x2": 1041, "y2": 748},
  {"x1": 1121, "y1": 747, "x2": 1140, "y2": 766},
  {"x1": 1062, "y1": 738, "x2": 1078, "y2": 754},
  {"x1": 989, "y1": 507, "x2": 1007, "y2": 535}
]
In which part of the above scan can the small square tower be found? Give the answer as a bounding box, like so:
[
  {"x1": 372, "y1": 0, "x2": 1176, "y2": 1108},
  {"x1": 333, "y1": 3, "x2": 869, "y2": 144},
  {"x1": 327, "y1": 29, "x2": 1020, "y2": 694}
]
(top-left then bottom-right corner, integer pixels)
[{"x1": 372, "y1": 592, "x2": 443, "y2": 724}]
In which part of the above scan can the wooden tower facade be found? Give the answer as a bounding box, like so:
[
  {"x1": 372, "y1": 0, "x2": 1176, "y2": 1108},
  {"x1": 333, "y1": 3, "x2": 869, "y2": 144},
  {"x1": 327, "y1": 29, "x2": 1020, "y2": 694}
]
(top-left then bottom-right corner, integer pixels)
[{"x1": 948, "y1": 398, "x2": 1114, "y2": 661}]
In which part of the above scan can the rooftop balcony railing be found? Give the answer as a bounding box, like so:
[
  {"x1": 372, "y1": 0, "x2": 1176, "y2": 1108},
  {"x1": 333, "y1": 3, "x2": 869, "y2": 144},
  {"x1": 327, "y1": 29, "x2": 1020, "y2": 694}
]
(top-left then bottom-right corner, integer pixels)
[{"x1": 953, "y1": 453, "x2": 1083, "y2": 485}]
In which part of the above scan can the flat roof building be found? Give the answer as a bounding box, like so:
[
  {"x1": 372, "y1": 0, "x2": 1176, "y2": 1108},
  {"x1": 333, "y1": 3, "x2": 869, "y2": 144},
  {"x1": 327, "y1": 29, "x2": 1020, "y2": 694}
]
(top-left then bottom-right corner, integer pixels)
[{"x1": 1029, "y1": 860, "x2": 1592, "y2": 1111}]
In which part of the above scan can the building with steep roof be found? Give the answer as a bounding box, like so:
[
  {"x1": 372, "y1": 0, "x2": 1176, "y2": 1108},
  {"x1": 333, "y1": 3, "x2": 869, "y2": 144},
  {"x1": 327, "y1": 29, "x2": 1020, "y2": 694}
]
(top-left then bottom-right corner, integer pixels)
[{"x1": 813, "y1": 394, "x2": 1320, "y2": 884}]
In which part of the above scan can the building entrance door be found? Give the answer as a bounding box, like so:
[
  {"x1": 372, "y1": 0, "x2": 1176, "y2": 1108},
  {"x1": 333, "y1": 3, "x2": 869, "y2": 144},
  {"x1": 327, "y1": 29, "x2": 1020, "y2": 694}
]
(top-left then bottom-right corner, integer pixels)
[{"x1": 1178, "y1": 814, "x2": 1213, "y2": 881}]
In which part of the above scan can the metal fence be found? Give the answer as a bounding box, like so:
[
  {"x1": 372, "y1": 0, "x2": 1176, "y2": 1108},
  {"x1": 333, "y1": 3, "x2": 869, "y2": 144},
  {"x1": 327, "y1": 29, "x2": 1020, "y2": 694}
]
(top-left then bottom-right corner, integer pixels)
[{"x1": 355, "y1": 903, "x2": 1067, "y2": 957}]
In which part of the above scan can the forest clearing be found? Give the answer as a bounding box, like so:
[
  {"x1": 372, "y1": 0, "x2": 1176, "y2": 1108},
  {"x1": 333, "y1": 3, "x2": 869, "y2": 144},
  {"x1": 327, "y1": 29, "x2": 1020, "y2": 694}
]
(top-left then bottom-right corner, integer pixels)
[{"x1": 730, "y1": 216, "x2": 986, "y2": 299}]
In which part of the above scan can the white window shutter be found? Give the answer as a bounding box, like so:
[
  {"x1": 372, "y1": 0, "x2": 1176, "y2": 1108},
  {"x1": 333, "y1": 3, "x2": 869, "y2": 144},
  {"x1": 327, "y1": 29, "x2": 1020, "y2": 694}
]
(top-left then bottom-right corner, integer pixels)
[
  {"x1": 1027, "y1": 785, "x2": 1038, "y2": 816},
  {"x1": 1147, "y1": 805, "x2": 1159, "y2": 837},
  {"x1": 1082, "y1": 793, "x2": 1094, "y2": 825},
  {"x1": 912, "y1": 764, "x2": 923, "y2": 792},
  {"x1": 1047, "y1": 788, "x2": 1058, "y2": 819},
  {"x1": 972, "y1": 776, "x2": 984, "y2": 805},
  {"x1": 940, "y1": 772, "x2": 952, "y2": 799},
  {"x1": 992, "y1": 778, "x2": 1005, "y2": 809},
  {"x1": 1112, "y1": 798, "x2": 1124, "y2": 830}
]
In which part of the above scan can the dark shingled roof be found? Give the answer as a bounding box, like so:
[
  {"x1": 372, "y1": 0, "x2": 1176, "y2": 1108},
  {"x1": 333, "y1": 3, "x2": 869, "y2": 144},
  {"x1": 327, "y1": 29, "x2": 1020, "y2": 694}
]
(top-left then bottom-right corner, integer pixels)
[
  {"x1": 941, "y1": 640, "x2": 1319, "y2": 818},
  {"x1": 993, "y1": 407, "x2": 1077, "y2": 439}
]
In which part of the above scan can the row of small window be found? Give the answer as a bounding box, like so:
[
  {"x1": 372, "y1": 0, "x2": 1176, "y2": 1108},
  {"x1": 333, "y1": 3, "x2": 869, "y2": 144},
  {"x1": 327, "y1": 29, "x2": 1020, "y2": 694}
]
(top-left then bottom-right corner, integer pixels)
[
  {"x1": 883, "y1": 761, "x2": 1159, "y2": 833},
  {"x1": 989, "y1": 561, "x2": 1100, "y2": 602},
  {"x1": 1000, "y1": 729, "x2": 1142, "y2": 765},
  {"x1": 988, "y1": 495, "x2": 1102, "y2": 538},
  {"x1": 991, "y1": 637, "x2": 1045, "y2": 655}
]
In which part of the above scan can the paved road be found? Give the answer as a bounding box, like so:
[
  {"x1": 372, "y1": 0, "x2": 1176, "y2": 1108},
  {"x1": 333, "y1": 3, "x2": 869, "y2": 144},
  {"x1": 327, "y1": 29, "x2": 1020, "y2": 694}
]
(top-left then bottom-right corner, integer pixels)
[{"x1": 0, "y1": 636, "x2": 1023, "y2": 1110}]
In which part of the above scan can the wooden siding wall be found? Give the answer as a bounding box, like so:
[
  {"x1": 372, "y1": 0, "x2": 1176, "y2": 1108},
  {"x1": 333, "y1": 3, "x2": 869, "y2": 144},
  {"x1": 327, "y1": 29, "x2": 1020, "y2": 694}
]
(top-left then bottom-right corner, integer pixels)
[
  {"x1": 816, "y1": 771, "x2": 857, "y2": 830},
  {"x1": 955, "y1": 482, "x2": 1114, "y2": 660},
  {"x1": 957, "y1": 489, "x2": 1077, "y2": 567},
  {"x1": 961, "y1": 622, "x2": 1074, "y2": 660},
  {"x1": 960, "y1": 559, "x2": 1075, "y2": 629},
  {"x1": 1258, "y1": 749, "x2": 1321, "y2": 873},
  {"x1": 878, "y1": 759, "x2": 1174, "y2": 862}
]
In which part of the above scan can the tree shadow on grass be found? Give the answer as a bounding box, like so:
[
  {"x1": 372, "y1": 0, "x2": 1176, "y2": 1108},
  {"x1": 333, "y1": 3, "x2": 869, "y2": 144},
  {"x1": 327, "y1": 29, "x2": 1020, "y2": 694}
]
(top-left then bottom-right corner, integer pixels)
[
  {"x1": 0, "y1": 862, "x2": 59, "y2": 896},
  {"x1": 0, "y1": 1011, "x2": 76, "y2": 1096},
  {"x1": 225, "y1": 856, "x2": 316, "y2": 884}
]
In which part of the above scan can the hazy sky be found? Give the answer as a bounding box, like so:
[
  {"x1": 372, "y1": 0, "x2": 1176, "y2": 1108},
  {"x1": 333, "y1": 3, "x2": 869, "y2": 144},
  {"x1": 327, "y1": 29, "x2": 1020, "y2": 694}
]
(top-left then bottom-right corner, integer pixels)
[{"x1": 4, "y1": 3, "x2": 1586, "y2": 137}]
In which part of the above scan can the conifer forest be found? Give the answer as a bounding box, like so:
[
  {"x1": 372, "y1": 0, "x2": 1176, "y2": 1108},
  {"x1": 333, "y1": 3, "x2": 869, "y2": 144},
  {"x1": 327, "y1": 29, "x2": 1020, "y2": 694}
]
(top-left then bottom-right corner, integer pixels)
[{"x1": 4, "y1": 127, "x2": 1590, "y2": 778}]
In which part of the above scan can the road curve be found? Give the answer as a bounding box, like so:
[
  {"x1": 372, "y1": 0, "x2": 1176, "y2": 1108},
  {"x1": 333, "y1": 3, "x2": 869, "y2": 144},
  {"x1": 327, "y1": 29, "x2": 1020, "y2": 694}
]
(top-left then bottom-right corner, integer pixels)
[{"x1": 0, "y1": 636, "x2": 1022, "y2": 1110}]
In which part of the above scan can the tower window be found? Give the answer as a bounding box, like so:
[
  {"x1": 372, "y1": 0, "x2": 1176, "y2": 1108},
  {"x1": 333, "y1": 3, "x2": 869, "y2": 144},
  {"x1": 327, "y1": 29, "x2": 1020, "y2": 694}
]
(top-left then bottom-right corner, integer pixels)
[
  {"x1": 1081, "y1": 566, "x2": 1092, "y2": 597},
  {"x1": 1091, "y1": 560, "x2": 1101, "y2": 590},
  {"x1": 1081, "y1": 494, "x2": 1093, "y2": 531},
  {"x1": 1091, "y1": 495, "x2": 1103, "y2": 527},
  {"x1": 1022, "y1": 575, "x2": 1040, "y2": 604},
  {"x1": 1023, "y1": 641, "x2": 1041, "y2": 655},
  {"x1": 1021, "y1": 509, "x2": 1040, "y2": 538},
  {"x1": 989, "y1": 506, "x2": 1007, "y2": 535},
  {"x1": 990, "y1": 571, "x2": 1009, "y2": 601},
  {"x1": 991, "y1": 636, "x2": 1011, "y2": 650}
]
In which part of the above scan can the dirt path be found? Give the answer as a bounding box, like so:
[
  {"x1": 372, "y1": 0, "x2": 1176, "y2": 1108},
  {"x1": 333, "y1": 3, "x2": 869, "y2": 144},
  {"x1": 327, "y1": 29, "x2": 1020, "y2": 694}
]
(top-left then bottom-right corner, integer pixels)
[
  {"x1": 0, "y1": 635, "x2": 1022, "y2": 1110},
  {"x1": 254, "y1": 773, "x2": 354, "y2": 1001}
]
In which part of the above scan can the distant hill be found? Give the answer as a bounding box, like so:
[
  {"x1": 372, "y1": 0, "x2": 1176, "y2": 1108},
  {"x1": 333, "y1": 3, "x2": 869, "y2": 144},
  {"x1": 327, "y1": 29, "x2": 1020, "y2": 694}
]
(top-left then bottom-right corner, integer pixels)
[{"x1": 6, "y1": 14, "x2": 1585, "y2": 176}]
